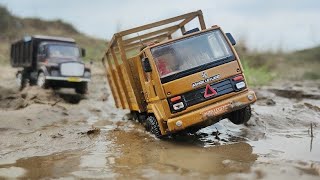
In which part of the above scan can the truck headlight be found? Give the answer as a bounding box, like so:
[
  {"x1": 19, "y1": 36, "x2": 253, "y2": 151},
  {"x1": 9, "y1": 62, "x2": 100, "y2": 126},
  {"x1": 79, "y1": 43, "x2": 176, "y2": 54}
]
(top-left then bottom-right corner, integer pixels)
[
  {"x1": 51, "y1": 70, "x2": 59, "y2": 76},
  {"x1": 84, "y1": 71, "x2": 91, "y2": 78},
  {"x1": 235, "y1": 81, "x2": 246, "y2": 90},
  {"x1": 169, "y1": 95, "x2": 186, "y2": 113},
  {"x1": 172, "y1": 102, "x2": 185, "y2": 111}
]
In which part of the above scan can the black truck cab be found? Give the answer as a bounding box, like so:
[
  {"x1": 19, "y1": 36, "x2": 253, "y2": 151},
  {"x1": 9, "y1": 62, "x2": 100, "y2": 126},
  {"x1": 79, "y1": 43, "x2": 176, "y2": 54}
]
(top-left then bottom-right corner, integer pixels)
[{"x1": 11, "y1": 35, "x2": 91, "y2": 94}]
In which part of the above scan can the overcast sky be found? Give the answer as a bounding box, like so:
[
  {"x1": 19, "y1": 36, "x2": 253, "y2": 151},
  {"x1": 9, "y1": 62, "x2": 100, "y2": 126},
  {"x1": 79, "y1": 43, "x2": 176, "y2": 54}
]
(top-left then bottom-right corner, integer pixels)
[{"x1": 1, "y1": 0, "x2": 319, "y2": 51}]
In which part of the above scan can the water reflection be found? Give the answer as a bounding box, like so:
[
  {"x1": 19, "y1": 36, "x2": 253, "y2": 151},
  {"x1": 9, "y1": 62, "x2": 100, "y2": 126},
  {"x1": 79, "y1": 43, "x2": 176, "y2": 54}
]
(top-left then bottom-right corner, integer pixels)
[
  {"x1": 4, "y1": 116, "x2": 318, "y2": 179},
  {"x1": 109, "y1": 127, "x2": 257, "y2": 179},
  {"x1": 0, "y1": 152, "x2": 80, "y2": 179},
  {"x1": 71, "y1": 136, "x2": 116, "y2": 179}
]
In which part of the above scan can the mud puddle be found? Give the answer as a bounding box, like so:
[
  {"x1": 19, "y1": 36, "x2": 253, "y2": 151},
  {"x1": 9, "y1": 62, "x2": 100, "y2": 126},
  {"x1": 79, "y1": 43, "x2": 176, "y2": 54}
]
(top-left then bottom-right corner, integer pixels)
[
  {"x1": 0, "y1": 124, "x2": 257, "y2": 179},
  {"x1": 0, "y1": 65, "x2": 320, "y2": 179},
  {"x1": 1, "y1": 118, "x2": 319, "y2": 179}
]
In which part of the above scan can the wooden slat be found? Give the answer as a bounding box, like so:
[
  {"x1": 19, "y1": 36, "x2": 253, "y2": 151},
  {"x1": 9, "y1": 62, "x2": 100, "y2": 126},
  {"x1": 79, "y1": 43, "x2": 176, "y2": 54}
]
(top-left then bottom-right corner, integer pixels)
[
  {"x1": 198, "y1": 13, "x2": 206, "y2": 30},
  {"x1": 114, "y1": 33, "x2": 168, "y2": 52},
  {"x1": 167, "y1": 15, "x2": 197, "y2": 36},
  {"x1": 123, "y1": 25, "x2": 179, "y2": 44},
  {"x1": 118, "y1": 10, "x2": 201, "y2": 36},
  {"x1": 108, "y1": 55, "x2": 125, "y2": 109},
  {"x1": 111, "y1": 48, "x2": 131, "y2": 109},
  {"x1": 125, "y1": 34, "x2": 168, "y2": 49},
  {"x1": 117, "y1": 38, "x2": 142, "y2": 110},
  {"x1": 114, "y1": 45, "x2": 140, "y2": 54},
  {"x1": 105, "y1": 34, "x2": 117, "y2": 55},
  {"x1": 115, "y1": 67, "x2": 129, "y2": 109},
  {"x1": 105, "y1": 53, "x2": 125, "y2": 109},
  {"x1": 102, "y1": 57, "x2": 120, "y2": 108},
  {"x1": 106, "y1": 70, "x2": 120, "y2": 108}
]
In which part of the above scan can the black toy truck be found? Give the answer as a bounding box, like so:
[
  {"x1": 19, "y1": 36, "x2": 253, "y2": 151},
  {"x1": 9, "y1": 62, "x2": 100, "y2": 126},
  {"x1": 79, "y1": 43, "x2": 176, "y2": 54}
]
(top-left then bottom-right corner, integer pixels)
[{"x1": 10, "y1": 35, "x2": 91, "y2": 94}]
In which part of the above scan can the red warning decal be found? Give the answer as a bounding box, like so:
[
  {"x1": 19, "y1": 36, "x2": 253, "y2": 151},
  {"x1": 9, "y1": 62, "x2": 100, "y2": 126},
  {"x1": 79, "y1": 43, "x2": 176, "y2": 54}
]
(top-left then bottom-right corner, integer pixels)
[{"x1": 204, "y1": 84, "x2": 217, "y2": 98}]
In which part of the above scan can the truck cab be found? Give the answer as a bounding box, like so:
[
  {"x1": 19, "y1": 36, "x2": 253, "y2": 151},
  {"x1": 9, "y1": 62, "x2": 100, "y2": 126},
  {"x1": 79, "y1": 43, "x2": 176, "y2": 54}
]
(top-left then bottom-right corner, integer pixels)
[
  {"x1": 11, "y1": 35, "x2": 91, "y2": 94},
  {"x1": 102, "y1": 10, "x2": 257, "y2": 137}
]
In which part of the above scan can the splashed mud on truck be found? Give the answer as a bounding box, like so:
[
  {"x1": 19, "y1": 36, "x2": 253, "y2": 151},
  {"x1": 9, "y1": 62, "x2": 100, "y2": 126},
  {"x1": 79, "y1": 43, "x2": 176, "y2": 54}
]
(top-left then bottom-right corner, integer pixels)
[{"x1": 102, "y1": 10, "x2": 257, "y2": 137}]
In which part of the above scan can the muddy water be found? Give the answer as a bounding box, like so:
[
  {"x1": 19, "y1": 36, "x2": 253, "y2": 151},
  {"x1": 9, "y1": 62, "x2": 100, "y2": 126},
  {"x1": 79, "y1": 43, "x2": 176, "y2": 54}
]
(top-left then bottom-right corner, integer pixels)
[{"x1": 0, "y1": 66, "x2": 319, "y2": 179}]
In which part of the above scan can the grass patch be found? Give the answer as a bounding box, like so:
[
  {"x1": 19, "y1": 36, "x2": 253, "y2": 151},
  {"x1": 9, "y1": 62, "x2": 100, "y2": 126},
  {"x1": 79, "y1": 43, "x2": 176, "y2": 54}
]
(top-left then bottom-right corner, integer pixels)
[
  {"x1": 242, "y1": 60, "x2": 274, "y2": 86},
  {"x1": 303, "y1": 71, "x2": 320, "y2": 80}
]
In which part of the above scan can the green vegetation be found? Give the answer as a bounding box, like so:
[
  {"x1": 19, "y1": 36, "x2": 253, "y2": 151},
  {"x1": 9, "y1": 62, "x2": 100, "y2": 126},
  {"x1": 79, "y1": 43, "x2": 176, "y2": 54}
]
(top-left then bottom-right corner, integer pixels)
[
  {"x1": 236, "y1": 43, "x2": 320, "y2": 86},
  {"x1": 241, "y1": 60, "x2": 275, "y2": 86}
]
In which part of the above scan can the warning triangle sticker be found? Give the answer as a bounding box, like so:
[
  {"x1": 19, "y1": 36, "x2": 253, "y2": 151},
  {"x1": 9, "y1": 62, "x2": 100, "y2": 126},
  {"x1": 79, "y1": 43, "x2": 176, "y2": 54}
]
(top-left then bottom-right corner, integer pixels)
[{"x1": 204, "y1": 84, "x2": 217, "y2": 98}]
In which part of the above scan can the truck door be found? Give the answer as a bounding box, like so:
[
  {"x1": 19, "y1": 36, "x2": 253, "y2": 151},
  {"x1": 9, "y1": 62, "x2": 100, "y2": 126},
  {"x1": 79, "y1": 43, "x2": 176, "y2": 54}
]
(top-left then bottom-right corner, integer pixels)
[
  {"x1": 139, "y1": 53, "x2": 157, "y2": 103},
  {"x1": 37, "y1": 44, "x2": 46, "y2": 63}
]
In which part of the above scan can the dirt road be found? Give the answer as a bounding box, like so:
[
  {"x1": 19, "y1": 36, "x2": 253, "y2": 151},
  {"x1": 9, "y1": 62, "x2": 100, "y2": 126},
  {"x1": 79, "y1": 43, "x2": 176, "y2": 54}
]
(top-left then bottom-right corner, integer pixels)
[{"x1": 0, "y1": 65, "x2": 319, "y2": 179}]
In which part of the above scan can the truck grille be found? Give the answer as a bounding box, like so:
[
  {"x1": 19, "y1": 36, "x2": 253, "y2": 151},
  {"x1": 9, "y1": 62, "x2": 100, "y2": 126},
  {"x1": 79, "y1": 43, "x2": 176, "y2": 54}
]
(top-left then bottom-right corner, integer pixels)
[
  {"x1": 60, "y1": 62, "x2": 84, "y2": 76},
  {"x1": 183, "y1": 79, "x2": 235, "y2": 107}
]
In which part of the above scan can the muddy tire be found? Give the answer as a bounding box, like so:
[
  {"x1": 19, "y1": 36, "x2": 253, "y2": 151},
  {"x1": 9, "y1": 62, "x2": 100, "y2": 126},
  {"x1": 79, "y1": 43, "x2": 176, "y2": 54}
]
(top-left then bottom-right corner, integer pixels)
[
  {"x1": 75, "y1": 82, "x2": 88, "y2": 94},
  {"x1": 228, "y1": 105, "x2": 252, "y2": 125},
  {"x1": 137, "y1": 113, "x2": 147, "y2": 124},
  {"x1": 37, "y1": 72, "x2": 49, "y2": 89},
  {"x1": 129, "y1": 111, "x2": 138, "y2": 121},
  {"x1": 16, "y1": 71, "x2": 27, "y2": 91},
  {"x1": 52, "y1": 86, "x2": 61, "y2": 90},
  {"x1": 145, "y1": 115, "x2": 162, "y2": 138}
]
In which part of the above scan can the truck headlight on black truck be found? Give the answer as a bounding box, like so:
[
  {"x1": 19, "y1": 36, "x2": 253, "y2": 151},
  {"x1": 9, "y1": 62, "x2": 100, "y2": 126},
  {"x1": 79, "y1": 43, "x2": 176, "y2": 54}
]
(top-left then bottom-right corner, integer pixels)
[{"x1": 51, "y1": 70, "x2": 59, "y2": 76}]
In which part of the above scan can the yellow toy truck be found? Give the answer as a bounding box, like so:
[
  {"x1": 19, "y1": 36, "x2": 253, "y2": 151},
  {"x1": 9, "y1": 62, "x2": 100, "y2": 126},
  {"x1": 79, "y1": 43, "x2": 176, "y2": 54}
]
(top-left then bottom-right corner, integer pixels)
[{"x1": 102, "y1": 10, "x2": 257, "y2": 137}]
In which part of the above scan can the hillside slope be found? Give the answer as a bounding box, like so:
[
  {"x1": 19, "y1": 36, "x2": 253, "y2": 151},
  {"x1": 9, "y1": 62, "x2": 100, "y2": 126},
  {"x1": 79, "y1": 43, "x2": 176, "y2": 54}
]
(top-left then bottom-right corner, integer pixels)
[
  {"x1": 0, "y1": 5, "x2": 319, "y2": 85},
  {"x1": 0, "y1": 6, "x2": 106, "y2": 64}
]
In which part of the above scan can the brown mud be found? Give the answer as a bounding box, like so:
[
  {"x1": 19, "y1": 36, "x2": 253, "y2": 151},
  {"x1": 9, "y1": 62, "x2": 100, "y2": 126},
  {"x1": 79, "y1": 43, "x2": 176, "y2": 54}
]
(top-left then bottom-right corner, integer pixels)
[{"x1": 0, "y1": 66, "x2": 319, "y2": 179}]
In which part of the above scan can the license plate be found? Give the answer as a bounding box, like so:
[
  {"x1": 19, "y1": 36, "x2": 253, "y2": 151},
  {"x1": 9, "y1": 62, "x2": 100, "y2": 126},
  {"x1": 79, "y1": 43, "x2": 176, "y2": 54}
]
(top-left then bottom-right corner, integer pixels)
[
  {"x1": 67, "y1": 77, "x2": 81, "y2": 82},
  {"x1": 202, "y1": 103, "x2": 231, "y2": 119}
]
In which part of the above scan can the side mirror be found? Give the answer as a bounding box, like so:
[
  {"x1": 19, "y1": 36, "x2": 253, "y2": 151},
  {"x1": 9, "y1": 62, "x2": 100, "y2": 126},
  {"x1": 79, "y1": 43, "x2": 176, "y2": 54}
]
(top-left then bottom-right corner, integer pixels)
[
  {"x1": 142, "y1": 57, "x2": 152, "y2": 72},
  {"x1": 226, "y1": 33, "x2": 236, "y2": 46},
  {"x1": 81, "y1": 48, "x2": 86, "y2": 57}
]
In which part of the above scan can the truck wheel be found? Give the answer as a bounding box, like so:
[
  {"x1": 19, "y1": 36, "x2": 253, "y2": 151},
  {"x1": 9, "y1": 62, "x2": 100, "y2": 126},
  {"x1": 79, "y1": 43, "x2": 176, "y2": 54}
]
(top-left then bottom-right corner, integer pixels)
[
  {"x1": 37, "y1": 72, "x2": 49, "y2": 89},
  {"x1": 75, "y1": 82, "x2": 88, "y2": 94},
  {"x1": 137, "y1": 113, "x2": 147, "y2": 124},
  {"x1": 16, "y1": 71, "x2": 27, "y2": 91},
  {"x1": 145, "y1": 115, "x2": 162, "y2": 138},
  {"x1": 130, "y1": 111, "x2": 138, "y2": 121},
  {"x1": 228, "y1": 105, "x2": 252, "y2": 125},
  {"x1": 52, "y1": 86, "x2": 61, "y2": 90}
]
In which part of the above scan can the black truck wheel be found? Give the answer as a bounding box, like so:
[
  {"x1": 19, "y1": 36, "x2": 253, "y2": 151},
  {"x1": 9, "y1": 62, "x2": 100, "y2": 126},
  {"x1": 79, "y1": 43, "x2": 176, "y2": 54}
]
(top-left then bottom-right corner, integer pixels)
[
  {"x1": 228, "y1": 105, "x2": 252, "y2": 125},
  {"x1": 16, "y1": 71, "x2": 27, "y2": 91},
  {"x1": 138, "y1": 113, "x2": 147, "y2": 124},
  {"x1": 145, "y1": 115, "x2": 162, "y2": 138},
  {"x1": 75, "y1": 82, "x2": 88, "y2": 94},
  {"x1": 37, "y1": 72, "x2": 49, "y2": 89},
  {"x1": 130, "y1": 111, "x2": 139, "y2": 121}
]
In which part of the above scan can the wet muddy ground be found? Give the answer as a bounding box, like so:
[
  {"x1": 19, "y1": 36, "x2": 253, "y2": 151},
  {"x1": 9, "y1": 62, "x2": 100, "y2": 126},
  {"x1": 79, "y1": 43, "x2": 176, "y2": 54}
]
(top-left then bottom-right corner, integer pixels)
[{"x1": 0, "y1": 66, "x2": 319, "y2": 179}]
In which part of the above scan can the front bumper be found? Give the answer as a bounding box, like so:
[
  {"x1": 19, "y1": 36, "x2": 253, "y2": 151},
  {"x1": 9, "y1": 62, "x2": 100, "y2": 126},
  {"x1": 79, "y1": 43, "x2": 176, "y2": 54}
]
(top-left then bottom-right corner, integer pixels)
[
  {"x1": 166, "y1": 90, "x2": 256, "y2": 132},
  {"x1": 45, "y1": 76, "x2": 91, "y2": 82}
]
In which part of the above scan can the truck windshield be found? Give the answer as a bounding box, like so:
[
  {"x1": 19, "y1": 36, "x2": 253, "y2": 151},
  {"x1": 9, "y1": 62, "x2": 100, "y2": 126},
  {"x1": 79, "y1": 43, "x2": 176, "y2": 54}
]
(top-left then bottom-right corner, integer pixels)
[
  {"x1": 151, "y1": 30, "x2": 234, "y2": 81},
  {"x1": 48, "y1": 45, "x2": 80, "y2": 58}
]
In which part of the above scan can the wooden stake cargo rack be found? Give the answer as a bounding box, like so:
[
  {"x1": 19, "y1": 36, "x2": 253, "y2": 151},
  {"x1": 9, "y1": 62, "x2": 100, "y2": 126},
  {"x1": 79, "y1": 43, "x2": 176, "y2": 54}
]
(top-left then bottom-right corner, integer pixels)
[{"x1": 102, "y1": 10, "x2": 207, "y2": 111}]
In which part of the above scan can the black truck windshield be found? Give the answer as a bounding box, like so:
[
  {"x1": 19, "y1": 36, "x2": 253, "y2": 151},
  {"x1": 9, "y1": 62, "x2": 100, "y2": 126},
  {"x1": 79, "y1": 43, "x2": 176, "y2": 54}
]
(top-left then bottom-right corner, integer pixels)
[
  {"x1": 48, "y1": 45, "x2": 80, "y2": 58},
  {"x1": 151, "y1": 30, "x2": 234, "y2": 82}
]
